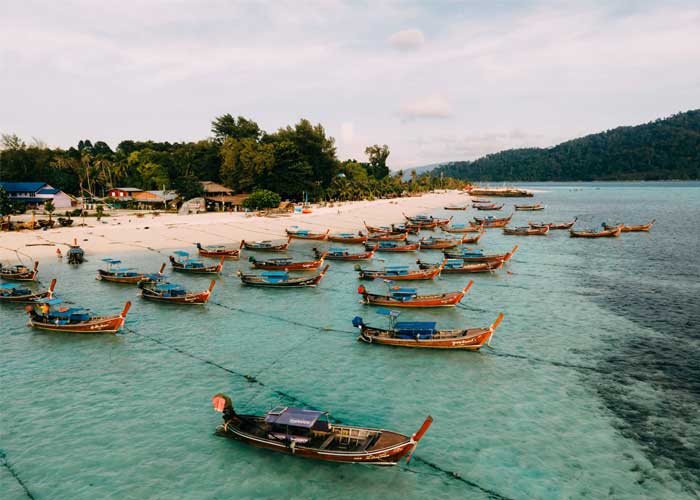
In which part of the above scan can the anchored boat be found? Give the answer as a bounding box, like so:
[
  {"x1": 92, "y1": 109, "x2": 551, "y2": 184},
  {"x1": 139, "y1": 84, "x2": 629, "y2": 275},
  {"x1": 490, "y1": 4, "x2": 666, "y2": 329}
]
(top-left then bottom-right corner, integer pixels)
[
  {"x1": 354, "y1": 261, "x2": 444, "y2": 281},
  {"x1": 353, "y1": 309, "x2": 504, "y2": 350},
  {"x1": 357, "y1": 281, "x2": 473, "y2": 308},
  {"x1": 285, "y1": 228, "x2": 330, "y2": 240},
  {"x1": 416, "y1": 259, "x2": 504, "y2": 274},
  {"x1": 25, "y1": 298, "x2": 130, "y2": 333},
  {"x1": 197, "y1": 242, "x2": 241, "y2": 259},
  {"x1": 212, "y1": 394, "x2": 432, "y2": 465},
  {"x1": 314, "y1": 246, "x2": 377, "y2": 261},
  {"x1": 0, "y1": 279, "x2": 56, "y2": 303},
  {"x1": 140, "y1": 279, "x2": 216, "y2": 304},
  {"x1": 443, "y1": 245, "x2": 518, "y2": 263},
  {"x1": 237, "y1": 265, "x2": 330, "y2": 288},
  {"x1": 0, "y1": 261, "x2": 39, "y2": 281},
  {"x1": 169, "y1": 251, "x2": 224, "y2": 274},
  {"x1": 249, "y1": 253, "x2": 327, "y2": 271},
  {"x1": 240, "y1": 238, "x2": 291, "y2": 252}
]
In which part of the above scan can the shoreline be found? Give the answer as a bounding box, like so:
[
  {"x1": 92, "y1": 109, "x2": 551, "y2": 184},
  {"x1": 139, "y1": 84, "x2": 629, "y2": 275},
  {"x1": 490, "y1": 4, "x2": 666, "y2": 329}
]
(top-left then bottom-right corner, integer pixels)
[{"x1": 0, "y1": 190, "x2": 468, "y2": 261}]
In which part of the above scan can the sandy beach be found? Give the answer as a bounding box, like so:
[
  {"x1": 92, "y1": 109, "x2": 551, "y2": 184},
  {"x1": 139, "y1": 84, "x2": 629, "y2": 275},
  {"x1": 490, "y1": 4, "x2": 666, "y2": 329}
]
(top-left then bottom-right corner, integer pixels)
[{"x1": 0, "y1": 190, "x2": 468, "y2": 261}]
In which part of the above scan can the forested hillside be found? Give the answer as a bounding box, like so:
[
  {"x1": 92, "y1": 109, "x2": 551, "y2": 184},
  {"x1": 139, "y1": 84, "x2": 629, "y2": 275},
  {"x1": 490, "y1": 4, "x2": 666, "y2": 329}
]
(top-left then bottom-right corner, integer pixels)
[{"x1": 432, "y1": 110, "x2": 700, "y2": 181}]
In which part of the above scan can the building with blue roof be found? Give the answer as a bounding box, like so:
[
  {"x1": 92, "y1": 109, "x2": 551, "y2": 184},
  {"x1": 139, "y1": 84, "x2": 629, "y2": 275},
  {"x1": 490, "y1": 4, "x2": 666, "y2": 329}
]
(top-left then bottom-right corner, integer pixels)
[{"x1": 0, "y1": 182, "x2": 73, "y2": 209}]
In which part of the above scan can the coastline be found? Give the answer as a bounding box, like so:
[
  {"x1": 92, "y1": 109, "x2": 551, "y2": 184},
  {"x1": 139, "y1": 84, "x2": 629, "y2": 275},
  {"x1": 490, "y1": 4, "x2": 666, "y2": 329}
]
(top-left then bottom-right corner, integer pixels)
[{"x1": 0, "y1": 190, "x2": 467, "y2": 261}]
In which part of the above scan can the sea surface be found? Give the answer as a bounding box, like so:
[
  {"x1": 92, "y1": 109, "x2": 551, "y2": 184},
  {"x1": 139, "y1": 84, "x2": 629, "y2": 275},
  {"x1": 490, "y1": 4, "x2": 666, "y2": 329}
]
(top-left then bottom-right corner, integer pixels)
[{"x1": 2, "y1": 181, "x2": 699, "y2": 499}]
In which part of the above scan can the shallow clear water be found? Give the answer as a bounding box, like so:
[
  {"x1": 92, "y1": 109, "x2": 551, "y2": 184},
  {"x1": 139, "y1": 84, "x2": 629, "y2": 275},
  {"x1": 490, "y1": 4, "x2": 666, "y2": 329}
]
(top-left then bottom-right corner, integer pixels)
[{"x1": 2, "y1": 182, "x2": 699, "y2": 499}]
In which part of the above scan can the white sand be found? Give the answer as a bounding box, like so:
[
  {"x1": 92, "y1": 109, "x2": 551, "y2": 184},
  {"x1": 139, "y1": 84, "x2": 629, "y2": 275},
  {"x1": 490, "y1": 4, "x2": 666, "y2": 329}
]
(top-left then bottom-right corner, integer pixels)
[{"x1": 0, "y1": 190, "x2": 470, "y2": 261}]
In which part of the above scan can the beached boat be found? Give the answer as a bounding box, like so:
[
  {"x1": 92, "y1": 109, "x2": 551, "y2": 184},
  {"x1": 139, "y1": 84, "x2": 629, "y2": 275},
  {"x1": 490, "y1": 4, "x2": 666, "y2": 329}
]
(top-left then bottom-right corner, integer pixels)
[
  {"x1": 327, "y1": 232, "x2": 368, "y2": 244},
  {"x1": 240, "y1": 238, "x2": 291, "y2": 252},
  {"x1": 569, "y1": 225, "x2": 622, "y2": 238},
  {"x1": 514, "y1": 204, "x2": 544, "y2": 211},
  {"x1": 357, "y1": 281, "x2": 473, "y2": 308},
  {"x1": 364, "y1": 241, "x2": 420, "y2": 252},
  {"x1": 169, "y1": 251, "x2": 224, "y2": 274},
  {"x1": 57, "y1": 217, "x2": 73, "y2": 227},
  {"x1": 0, "y1": 279, "x2": 56, "y2": 303},
  {"x1": 471, "y1": 214, "x2": 513, "y2": 228},
  {"x1": 367, "y1": 232, "x2": 408, "y2": 241},
  {"x1": 441, "y1": 223, "x2": 484, "y2": 234},
  {"x1": 25, "y1": 299, "x2": 131, "y2": 334},
  {"x1": 419, "y1": 233, "x2": 480, "y2": 249},
  {"x1": 249, "y1": 252, "x2": 326, "y2": 271},
  {"x1": 212, "y1": 393, "x2": 432, "y2": 465},
  {"x1": 353, "y1": 309, "x2": 504, "y2": 350},
  {"x1": 443, "y1": 205, "x2": 468, "y2": 210},
  {"x1": 354, "y1": 261, "x2": 444, "y2": 281},
  {"x1": 285, "y1": 228, "x2": 329, "y2": 240},
  {"x1": 237, "y1": 265, "x2": 330, "y2": 288},
  {"x1": 470, "y1": 198, "x2": 491, "y2": 203},
  {"x1": 197, "y1": 243, "x2": 241, "y2": 259},
  {"x1": 444, "y1": 245, "x2": 518, "y2": 263},
  {"x1": 66, "y1": 238, "x2": 85, "y2": 264},
  {"x1": 0, "y1": 261, "x2": 39, "y2": 281},
  {"x1": 403, "y1": 213, "x2": 452, "y2": 227},
  {"x1": 314, "y1": 246, "x2": 377, "y2": 261},
  {"x1": 141, "y1": 280, "x2": 216, "y2": 304},
  {"x1": 602, "y1": 220, "x2": 655, "y2": 232},
  {"x1": 416, "y1": 259, "x2": 504, "y2": 274},
  {"x1": 528, "y1": 218, "x2": 577, "y2": 230},
  {"x1": 97, "y1": 259, "x2": 162, "y2": 284},
  {"x1": 503, "y1": 226, "x2": 549, "y2": 236},
  {"x1": 473, "y1": 203, "x2": 503, "y2": 211}
]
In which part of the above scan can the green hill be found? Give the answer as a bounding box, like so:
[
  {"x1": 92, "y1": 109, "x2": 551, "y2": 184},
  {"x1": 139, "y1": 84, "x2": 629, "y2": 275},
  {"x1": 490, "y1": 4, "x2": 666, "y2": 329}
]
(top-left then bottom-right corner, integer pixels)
[{"x1": 432, "y1": 110, "x2": 700, "y2": 181}]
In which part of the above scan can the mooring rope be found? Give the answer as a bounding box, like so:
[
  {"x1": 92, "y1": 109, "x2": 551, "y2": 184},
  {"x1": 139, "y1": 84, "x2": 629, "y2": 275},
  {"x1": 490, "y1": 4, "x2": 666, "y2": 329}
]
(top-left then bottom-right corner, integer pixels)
[{"x1": 0, "y1": 450, "x2": 35, "y2": 500}]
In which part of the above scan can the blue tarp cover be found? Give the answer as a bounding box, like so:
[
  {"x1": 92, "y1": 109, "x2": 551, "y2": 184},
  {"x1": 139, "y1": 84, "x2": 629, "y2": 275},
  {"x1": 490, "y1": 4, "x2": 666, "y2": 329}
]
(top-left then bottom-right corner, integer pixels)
[
  {"x1": 0, "y1": 283, "x2": 19, "y2": 289},
  {"x1": 265, "y1": 407, "x2": 324, "y2": 428},
  {"x1": 155, "y1": 283, "x2": 182, "y2": 291},
  {"x1": 173, "y1": 250, "x2": 189, "y2": 256},
  {"x1": 329, "y1": 247, "x2": 348, "y2": 253},
  {"x1": 262, "y1": 271, "x2": 288, "y2": 277}
]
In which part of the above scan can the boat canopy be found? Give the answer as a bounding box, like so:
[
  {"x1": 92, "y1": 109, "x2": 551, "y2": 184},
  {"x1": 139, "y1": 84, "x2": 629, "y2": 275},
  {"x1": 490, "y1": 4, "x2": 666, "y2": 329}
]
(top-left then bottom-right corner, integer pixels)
[
  {"x1": 173, "y1": 250, "x2": 190, "y2": 257},
  {"x1": 101, "y1": 258, "x2": 122, "y2": 264},
  {"x1": 0, "y1": 283, "x2": 19, "y2": 289},
  {"x1": 266, "y1": 258, "x2": 292, "y2": 264},
  {"x1": 375, "y1": 308, "x2": 400, "y2": 317},
  {"x1": 378, "y1": 241, "x2": 398, "y2": 247},
  {"x1": 262, "y1": 271, "x2": 289, "y2": 278},
  {"x1": 329, "y1": 247, "x2": 348, "y2": 253},
  {"x1": 155, "y1": 283, "x2": 182, "y2": 291},
  {"x1": 36, "y1": 297, "x2": 63, "y2": 305},
  {"x1": 143, "y1": 273, "x2": 166, "y2": 281},
  {"x1": 385, "y1": 265, "x2": 409, "y2": 270},
  {"x1": 265, "y1": 407, "x2": 325, "y2": 428},
  {"x1": 395, "y1": 321, "x2": 437, "y2": 335},
  {"x1": 336, "y1": 233, "x2": 354, "y2": 237},
  {"x1": 391, "y1": 287, "x2": 417, "y2": 296}
]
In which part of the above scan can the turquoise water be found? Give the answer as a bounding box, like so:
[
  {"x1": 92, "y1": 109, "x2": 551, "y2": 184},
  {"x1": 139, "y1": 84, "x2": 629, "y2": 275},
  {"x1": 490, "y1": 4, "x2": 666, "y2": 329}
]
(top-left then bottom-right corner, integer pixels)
[{"x1": 2, "y1": 182, "x2": 699, "y2": 499}]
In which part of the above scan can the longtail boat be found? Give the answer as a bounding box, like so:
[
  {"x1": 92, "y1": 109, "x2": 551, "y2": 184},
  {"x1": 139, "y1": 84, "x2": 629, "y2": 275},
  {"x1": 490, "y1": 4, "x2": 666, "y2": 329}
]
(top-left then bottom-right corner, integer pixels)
[
  {"x1": 392, "y1": 223, "x2": 420, "y2": 234},
  {"x1": 353, "y1": 309, "x2": 504, "y2": 350},
  {"x1": 471, "y1": 214, "x2": 513, "y2": 228},
  {"x1": 25, "y1": 299, "x2": 130, "y2": 333},
  {"x1": 357, "y1": 281, "x2": 473, "y2": 308},
  {"x1": 403, "y1": 213, "x2": 452, "y2": 228},
  {"x1": 363, "y1": 221, "x2": 393, "y2": 234},
  {"x1": 66, "y1": 238, "x2": 85, "y2": 264},
  {"x1": 528, "y1": 218, "x2": 576, "y2": 230},
  {"x1": 364, "y1": 241, "x2": 420, "y2": 252},
  {"x1": 0, "y1": 279, "x2": 56, "y2": 303},
  {"x1": 327, "y1": 232, "x2": 368, "y2": 244},
  {"x1": 444, "y1": 245, "x2": 518, "y2": 263},
  {"x1": 470, "y1": 198, "x2": 491, "y2": 203},
  {"x1": 240, "y1": 238, "x2": 291, "y2": 252},
  {"x1": 443, "y1": 205, "x2": 468, "y2": 210},
  {"x1": 569, "y1": 225, "x2": 622, "y2": 238},
  {"x1": 169, "y1": 251, "x2": 224, "y2": 274},
  {"x1": 212, "y1": 394, "x2": 432, "y2": 465},
  {"x1": 514, "y1": 203, "x2": 544, "y2": 211},
  {"x1": 0, "y1": 261, "x2": 39, "y2": 281},
  {"x1": 466, "y1": 186, "x2": 534, "y2": 197},
  {"x1": 416, "y1": 259, "x2": 504, "y2": 274},
  {"x1": 237, "y1": 265, "x2": 330, "y2": 288},
  {"x1": 197, "y1": 243, "x2": 241, "y2": 259},
  {"x1": 354, "y1": 261, "x2": 444, "y2": 281},
  {"x1": 285, "y1": 228, "x2": 329, "y2": 240},
  {"x1": 141, "y1": 279, "x2": 216, "y2": 304},
  {"x1": 97, "y1": 259, "x2": 164, "y2": 284},
  {"x1": 314, "y1": 246, "x2": 377, "y2": 261},
  {"x1": 603, "y1": 220, "x2": 655, "y2": 232},
  {"x1": 503, "y1": 226, "x2": 549, "y2": 236},
  {"x1": 441, "y1": 223, "x2": 484, "y2": 234},
  {"x1": 419, "y1": 234, "x2": 479, "y2": 249},
  {"x1": 249, "y1": 252, "x2": 326, "y2": 271},
  {"x1": 473, "y1": 203, "x2": 503, "y2": 211},
  {"x1": 367, "y1": 232, "x2": 408, "y2": 241}
]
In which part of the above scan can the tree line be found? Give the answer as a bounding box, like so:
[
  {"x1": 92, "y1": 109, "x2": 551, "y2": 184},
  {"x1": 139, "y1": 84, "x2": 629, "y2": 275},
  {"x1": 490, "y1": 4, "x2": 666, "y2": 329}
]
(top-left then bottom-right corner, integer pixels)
[
  {"x1": 0, "y1": 115, "x2": 461, "y2": 205},
  {"x1": 432, "y1": 110, "x2": 700, "y2": 182}
]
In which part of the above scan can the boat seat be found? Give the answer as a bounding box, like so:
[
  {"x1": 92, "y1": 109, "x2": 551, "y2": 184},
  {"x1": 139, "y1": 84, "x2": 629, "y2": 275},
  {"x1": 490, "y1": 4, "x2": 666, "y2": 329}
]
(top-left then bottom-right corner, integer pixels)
[{"x1": 319, "y1": 434, "x2": 335, "y2": 450}]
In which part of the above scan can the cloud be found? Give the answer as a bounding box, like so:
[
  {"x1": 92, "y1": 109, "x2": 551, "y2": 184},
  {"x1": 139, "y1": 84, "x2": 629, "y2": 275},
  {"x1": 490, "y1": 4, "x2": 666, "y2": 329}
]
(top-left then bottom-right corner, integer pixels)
[
  {"x1": 389, "y1": 29, "x2": 425, "y2": 50},
  {"x1": 399, "y1": 94, "x2": 451, "y2": 119}
]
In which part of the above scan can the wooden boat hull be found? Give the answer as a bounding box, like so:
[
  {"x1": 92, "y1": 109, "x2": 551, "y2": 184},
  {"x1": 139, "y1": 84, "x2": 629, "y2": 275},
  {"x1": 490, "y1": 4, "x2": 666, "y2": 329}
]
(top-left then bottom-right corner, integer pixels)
[
  {"x1": 603, "y1": 220, "x2": 655, "y2": 232},
  {"x1": 170, "y1": 256, "x2": 224, "y2": 274},
  {"x1": 357, "y1": 267, "x2": 441, "y2": 281},
  {"x1": 241, "y1": 240, "x2": 291, "y2": 252},
  {"x1": 514, "y1": 205, "x2": 544, "y2": 211},
  {"x1": 443, "y1": 206, "x2": 467, "y2": 210},
  {"x1": 0, "y1": 291, "x2": 51, "y2": 303},
  {"x1": 503, "y1": 226, "x2": 549, "y2": 236},
  {"x1": 472, "y1": 215, "x2": 513, "y2": 228},
  {"x1": 441, "y1": 225, "x2": 483, "y2": 233},
  {"x1": 360, "y1": 291, "x2": 465, "y2": 308},
  {"x1": 141, "y1": 289, "x2": 211, "y2": 304},
  {"x1": 26, "y1": 301, "x2": 130, "y2": 334},
  {"x1": 569, "y1": 226, "x2": 622, "y2": 238},
  {"x1": 327, "y1": 235, "x2": 368, "y2": 244},
  {"x1": 0, "y1": 262, "x2": 39, "y2": 282},
  {"x1": 417, "y1": 260, "x2": 503, "y2": 273},
  {"x1": 474, "y1": 205, "x2": 503, "y2": 211},
  {"x1": 197, "y1": 248, "x2": 241, "y2": 259},
  {"x1": 215, "y1": 420, "x2": 414, "y2": 465},
  {"x1": 444, "y1": 245, "x2": 518, "y2": 263},
  {"x1": 251, "y1": 257, "x2": 325, "y2": 271},
  {"x1": 320, "y1": 248, "x2": 376, "y2": 260},
  {"x1": 359, "y1": 327, "x2": 492, "y2": 350},
  {"x1": 528, "y1": 219, "x2": 576, "y2": 230},
  {"x1": 285, "y1": 230, "x2": 329, "y2": 240},
  {"x1": 367, "y1": 232, "x2": 408, "y2": 241},
  {"x1": 96, "y1": 270, "x2": 145, "y2": 283},
  {"x1": 238, "y1": 265, "x2": 329, "y2": 288}
]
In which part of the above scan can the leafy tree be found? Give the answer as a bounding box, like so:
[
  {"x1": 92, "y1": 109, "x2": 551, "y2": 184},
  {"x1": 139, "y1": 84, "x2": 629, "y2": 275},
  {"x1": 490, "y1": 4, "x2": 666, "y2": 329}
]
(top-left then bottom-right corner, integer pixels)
[
  {"x1": 44, "y1": 200, "x2": 55, "y2": 222},
  {"x1": 242, "y1": 189, "x2": 281, "y2": 210},
  {"x1": 172, "y1": 175, "x2": 205, "y2": 201},
  {"x1": 0, "y1": 187, "x2": 12, "y2": 216},
  {"x1": 365, "y1": 144, "x2": 390, "y2": 179},
  {"x1": 212, "y1": 114, "x2": 262, "y2": 141}
]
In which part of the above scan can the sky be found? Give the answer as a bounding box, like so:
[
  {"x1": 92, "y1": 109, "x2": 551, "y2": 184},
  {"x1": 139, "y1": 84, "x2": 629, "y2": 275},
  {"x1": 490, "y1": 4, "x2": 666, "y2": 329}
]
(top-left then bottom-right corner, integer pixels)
[{"x1": 1, "y1": 0, "x2": 699, "y2": 169}]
